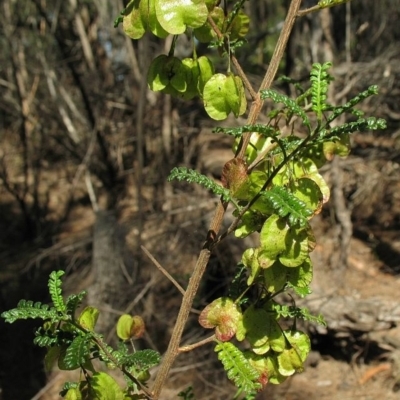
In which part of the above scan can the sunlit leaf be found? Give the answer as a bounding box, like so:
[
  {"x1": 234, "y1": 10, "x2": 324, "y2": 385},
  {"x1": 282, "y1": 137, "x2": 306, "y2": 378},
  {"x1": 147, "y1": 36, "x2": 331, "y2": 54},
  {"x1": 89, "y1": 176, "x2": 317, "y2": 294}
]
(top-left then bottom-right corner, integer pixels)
[{"x1": 246, "y1": 353, "x2": 287, "y2": 385}]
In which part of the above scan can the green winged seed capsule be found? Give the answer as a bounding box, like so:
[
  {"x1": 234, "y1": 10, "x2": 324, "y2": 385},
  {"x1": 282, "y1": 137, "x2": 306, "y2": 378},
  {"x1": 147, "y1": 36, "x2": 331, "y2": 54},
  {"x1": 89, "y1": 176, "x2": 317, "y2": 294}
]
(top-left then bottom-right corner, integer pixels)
[
  {"x1": 147, "y1": 55, "x2": 187, "y2": 94},
  {"x1": 123, "y1": 0, "x2": 146, "y2": 39},
  {"x1": 228, "y1": 10, "x2": 250, "y2": 41},
  {"x1": 203, "y1": 73, "x2": 247, "y2": 120},
  {"x1": 117, "y1": 314, "x2": 134, "y2": 341},
  {"x1": 197, "y1": 56, "x2": 214, "y2": 95},
  {"x1": 155, "y1": 0, "x2": 208, "y2": 35},
  {"x1": 140, "y1": 0, "x2": 169, "y2": 38},
  {"x1": 117, "y1": 314, "x2": 146, "y2": 341},
  {"x1": 89, "y1": 372, "x2": 125, "y2": 400},
  {"x1": 199, "y1": 297, "x2": 242, "y2": 341},
  {"x1": 203, "y1": 73, "x2": 231, "y2": 120},
  {"x1": 78, "y1": 306, "x2": 99, "y2": 331},
  {"x1": 194, "y1": 6, "x2": 224, "y2": 43},
  {"x1": 181, "y1": 58, "x2": 200, "y2": 100},
  {"x1": 225, "y1": 73, "x2": 244, "y2": 117}
]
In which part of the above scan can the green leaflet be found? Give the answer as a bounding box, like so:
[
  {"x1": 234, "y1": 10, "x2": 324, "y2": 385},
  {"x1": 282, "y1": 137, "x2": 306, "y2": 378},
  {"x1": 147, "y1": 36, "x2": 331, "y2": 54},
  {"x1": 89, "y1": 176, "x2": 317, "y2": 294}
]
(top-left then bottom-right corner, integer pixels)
[
  {"x1": 121, "y1": 349, "x2": 161, "y2": 371},
  {"x1": 62, "y1": 335, "x2": 91, "y2": 370},
  {"x1": 48, "y1": 270, "x2": 66, "y2": 313},
  {"x1": 215, "y1": 342, "x2": 262, "y2": 393},
  {"x1": 284, "y1": 329, "x2": 311, "y2": 363},
  {"x1": 310, "y1": 62, "x2": 333, "y2": 121},
  {"x1": 260, "y1": 186, "x2": 313, "y2": 227},
  {"x1": 147, "y1": 55, "x2": 214, "y2": 100},
  {"x1": 1, "y1": 300, "x2": 58, "y2": 323},
  {"x1": 168, "y1": 166, "x2": 230, "y2": 200},
  {"x1": 261, "y1": 89, "x2": 310, "y2": 129},
  {"x1": 66, "y1": 291, "x2": 87, "y2": 316}
]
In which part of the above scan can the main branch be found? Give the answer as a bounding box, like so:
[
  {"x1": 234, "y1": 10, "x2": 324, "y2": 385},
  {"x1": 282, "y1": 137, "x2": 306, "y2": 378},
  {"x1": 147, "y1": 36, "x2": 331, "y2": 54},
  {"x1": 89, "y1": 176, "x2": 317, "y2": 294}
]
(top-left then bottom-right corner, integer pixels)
[{"x1": 150, "y1": 1, "x2": 303, "y2": 398}]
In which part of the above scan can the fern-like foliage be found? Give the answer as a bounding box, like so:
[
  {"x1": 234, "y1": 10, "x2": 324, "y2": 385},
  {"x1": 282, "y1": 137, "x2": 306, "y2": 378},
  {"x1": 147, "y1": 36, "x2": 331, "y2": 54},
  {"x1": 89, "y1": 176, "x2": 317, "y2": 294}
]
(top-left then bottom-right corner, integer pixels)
[
  {"x1": 33, "y1": 325, "x2": 62, "y2": 347},
  {"x1": 66, "y1": 291, "x2": 87, "y2": 317},
  {"x1": 215, "y1": 342, "x2": 262, "y2": 393},
  {"x1": 1, "y1": 300, "x2": 59, "y2": 323},
  {"x1": 60, "y1": 381, "x2": 80, "y2": 397},
  {"x1": 322, "y1": 116, "x2": 387, "y2": 140},
  {"x1": 310, "y1": 62, "x2": 333, "y2": 121},
  {"x1": 122, "y1": 349, "x2": 161, "y2": 370},
  {"x1": 63, "y1": 334, "x2": 91, "y2": 370},
  {"x1": 213, "y1": 124, "x2": 279, "y2": 139},
  {"x1": 48, "y1": 270, "x2": 66, "y2": 313},
  {"x1": 168, "y1": 167, "x2": 231, "y2": 201},
  {"x1": 261, "y1": 186, "x2": 313, "y2": 227},
  {"x1": 326, "y1": 85, "x2": 379, "y2": 124},
  {"x1": 228, "y1": 263, "x2": 250, "y2": 303},
  {"x1": 260, "y1": 89, "x2": 310, "y2": 129},
  {"x1": 271, "y1": 303, "x2": 326, "y2": 326}
]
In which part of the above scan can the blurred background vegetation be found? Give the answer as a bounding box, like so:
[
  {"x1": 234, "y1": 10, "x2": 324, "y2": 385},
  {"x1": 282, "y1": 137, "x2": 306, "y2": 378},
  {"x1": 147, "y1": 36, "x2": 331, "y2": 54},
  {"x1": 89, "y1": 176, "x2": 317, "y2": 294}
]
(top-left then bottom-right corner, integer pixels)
[{"x1": 1, "y1": 0, "x2": 400, "y2": 399}]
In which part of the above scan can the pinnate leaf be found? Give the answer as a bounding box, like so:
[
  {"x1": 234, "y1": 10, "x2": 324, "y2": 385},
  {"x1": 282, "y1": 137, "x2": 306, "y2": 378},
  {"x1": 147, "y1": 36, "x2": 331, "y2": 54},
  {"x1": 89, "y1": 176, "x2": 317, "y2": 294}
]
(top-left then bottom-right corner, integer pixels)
[
  {"x1": 215, "y1": 341, "x2": 262, "y2": 392},
  {"x1": 48, "y1": 270, "x2": 66, "y2": 313}
]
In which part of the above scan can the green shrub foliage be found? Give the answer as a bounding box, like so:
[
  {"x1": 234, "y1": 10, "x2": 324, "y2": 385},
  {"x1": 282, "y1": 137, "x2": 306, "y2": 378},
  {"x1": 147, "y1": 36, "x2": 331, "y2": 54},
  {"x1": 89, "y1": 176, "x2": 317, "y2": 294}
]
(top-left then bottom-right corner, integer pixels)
[{"x1": 2, "y1": 1, "x2": 386, "y2": 398}]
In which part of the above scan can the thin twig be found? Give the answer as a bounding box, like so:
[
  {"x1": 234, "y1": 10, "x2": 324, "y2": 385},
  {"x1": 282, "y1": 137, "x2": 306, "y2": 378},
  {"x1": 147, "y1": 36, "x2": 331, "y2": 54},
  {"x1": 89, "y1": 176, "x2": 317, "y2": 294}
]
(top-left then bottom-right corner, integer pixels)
[
  {"x1": 179, "y1": 335, "x2": 216, "y2": 353},
  {"x1": 297, "y1": 5, "x2": 321, "y2": 18},
  {"x1": 141, "y1": 246, "x2": 185, "y2": 296},
  {"x1": 206, "y1": 15, "x2": 257, "y2": 101}
]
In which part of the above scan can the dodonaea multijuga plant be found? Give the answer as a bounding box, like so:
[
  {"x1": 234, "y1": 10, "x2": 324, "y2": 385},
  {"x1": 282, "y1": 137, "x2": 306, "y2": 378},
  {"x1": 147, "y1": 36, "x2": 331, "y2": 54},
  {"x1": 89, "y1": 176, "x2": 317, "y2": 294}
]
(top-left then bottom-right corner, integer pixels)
[{"x1": 2, "y1": 1, "x2": 386, "y2": 399}]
